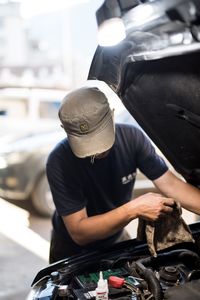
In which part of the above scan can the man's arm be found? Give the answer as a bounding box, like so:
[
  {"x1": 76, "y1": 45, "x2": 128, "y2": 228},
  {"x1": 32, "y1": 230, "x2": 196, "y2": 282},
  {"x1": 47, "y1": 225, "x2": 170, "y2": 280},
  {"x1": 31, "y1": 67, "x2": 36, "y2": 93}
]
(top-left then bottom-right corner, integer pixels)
[
  {"x1": 153, "y1": 169, "x2": 200, "y2": 215},
  {"x1": 62, "y1": 170, "x2": 200, "y2": 246},
  {"x1": 62, "y1": 192, "x2": 174, "y2": 246}
]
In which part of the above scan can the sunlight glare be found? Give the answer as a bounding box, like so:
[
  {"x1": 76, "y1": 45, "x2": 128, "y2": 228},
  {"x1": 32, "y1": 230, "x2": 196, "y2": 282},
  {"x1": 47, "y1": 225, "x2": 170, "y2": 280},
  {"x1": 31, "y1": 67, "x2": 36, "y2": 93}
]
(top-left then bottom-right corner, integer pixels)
[{"x1": 0, "y1": 198, "x2": 49, "y2": 261}]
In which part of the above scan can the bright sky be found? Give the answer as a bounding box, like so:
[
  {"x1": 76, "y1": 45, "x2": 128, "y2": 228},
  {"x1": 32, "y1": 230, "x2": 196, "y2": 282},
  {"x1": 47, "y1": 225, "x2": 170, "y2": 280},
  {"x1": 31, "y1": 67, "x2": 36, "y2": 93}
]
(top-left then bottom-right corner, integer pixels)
[{"x1": 13, "y1": 0, "x2": 99, "y2": 18}]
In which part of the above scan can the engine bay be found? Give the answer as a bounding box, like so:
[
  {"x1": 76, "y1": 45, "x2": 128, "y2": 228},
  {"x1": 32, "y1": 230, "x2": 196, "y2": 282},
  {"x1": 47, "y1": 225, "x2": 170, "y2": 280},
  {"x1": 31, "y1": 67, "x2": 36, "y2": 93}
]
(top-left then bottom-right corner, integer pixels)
[
  {"x1": 68, "y1": 248, "x2": 200, "y2": 300},
  {"x1": 32, "y1": 230, "x2": 200, "y2": 300}
]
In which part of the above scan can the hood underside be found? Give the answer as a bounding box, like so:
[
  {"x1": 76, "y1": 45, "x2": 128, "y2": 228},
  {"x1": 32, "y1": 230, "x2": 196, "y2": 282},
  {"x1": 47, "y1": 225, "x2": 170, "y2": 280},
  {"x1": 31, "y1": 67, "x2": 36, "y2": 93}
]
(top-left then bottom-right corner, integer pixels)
[{"x1": 88, "y1": 1, "x2": 200, "y2": 187}]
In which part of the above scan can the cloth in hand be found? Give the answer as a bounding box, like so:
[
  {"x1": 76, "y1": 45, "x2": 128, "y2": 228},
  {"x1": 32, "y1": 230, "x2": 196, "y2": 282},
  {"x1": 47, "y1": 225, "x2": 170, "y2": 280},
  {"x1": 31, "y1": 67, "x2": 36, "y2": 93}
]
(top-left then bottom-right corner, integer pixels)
[{"x1": 137, "y1": 202, "x2": 194, "y2": 257}]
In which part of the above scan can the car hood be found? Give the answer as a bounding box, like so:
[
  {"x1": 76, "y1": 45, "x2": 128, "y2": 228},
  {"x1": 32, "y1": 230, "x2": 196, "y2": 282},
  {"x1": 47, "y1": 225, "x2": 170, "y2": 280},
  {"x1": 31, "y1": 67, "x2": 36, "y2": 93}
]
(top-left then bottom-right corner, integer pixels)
[{"x1": 88, "y1": 0, "x2": 200, "y2": 187}]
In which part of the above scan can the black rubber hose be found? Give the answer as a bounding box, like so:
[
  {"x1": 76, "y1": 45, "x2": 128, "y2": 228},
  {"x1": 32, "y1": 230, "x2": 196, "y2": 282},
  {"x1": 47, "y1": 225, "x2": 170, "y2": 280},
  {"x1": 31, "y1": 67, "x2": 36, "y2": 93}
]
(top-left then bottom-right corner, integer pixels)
[
  {"x1": 133, "y1": 261, "x2": 163, "y2": 300},
  {"x1": 178, "y1": 250, "x2": 200, "y2": 269},
  {"x1": 128, "y1": 249, "x2": 200, "y2": 300},
  {"x1": 137, "y1": 249, "x2": 200, "y2": 269}
]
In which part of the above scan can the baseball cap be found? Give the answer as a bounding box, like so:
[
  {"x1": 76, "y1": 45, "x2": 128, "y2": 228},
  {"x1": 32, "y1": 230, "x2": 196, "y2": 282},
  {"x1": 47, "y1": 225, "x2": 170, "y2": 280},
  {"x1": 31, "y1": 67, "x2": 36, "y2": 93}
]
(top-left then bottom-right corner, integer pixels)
[{"x1": 58, "y1": 86, "x2": 115, "y2": 158}]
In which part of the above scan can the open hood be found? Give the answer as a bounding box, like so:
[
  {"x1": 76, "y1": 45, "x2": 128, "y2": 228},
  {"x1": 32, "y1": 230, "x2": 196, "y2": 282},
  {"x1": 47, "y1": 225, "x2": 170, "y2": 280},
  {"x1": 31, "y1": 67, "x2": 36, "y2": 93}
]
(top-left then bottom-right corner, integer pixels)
[{"x1": 88, "y1": 0, "x2": 200, "y2": 187}]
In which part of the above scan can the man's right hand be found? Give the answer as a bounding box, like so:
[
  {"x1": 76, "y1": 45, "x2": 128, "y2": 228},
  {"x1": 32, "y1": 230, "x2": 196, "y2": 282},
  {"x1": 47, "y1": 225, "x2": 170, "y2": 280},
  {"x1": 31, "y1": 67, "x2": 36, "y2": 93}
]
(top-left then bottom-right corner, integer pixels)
[{"x1": 129, "y1": 192, "x2": 175, "y2": 221}]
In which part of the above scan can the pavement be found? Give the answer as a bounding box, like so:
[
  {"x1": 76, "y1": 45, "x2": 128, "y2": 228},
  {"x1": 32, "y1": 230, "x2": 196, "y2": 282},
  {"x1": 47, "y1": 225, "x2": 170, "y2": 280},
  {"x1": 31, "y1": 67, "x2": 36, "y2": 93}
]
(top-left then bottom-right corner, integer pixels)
[
  {"x1": 0, "y1": 198, "x2": 50, "y2": 300},
  {"x1": 0, "y1": 234, "x2": 47, "y2": 300}
]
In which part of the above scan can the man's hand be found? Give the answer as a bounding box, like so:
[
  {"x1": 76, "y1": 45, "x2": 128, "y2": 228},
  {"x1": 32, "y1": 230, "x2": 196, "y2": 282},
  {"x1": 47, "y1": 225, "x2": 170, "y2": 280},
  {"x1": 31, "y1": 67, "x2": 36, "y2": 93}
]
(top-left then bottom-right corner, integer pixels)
[{"x1": 128, "y1": 192, "x2": 175, "y2": 221}]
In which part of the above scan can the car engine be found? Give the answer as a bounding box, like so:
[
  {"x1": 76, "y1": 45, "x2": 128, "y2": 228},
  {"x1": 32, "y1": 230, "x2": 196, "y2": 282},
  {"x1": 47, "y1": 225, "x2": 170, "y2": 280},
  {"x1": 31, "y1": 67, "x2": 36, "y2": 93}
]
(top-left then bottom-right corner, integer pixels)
[{"x1": 30, "y1": 230, "x2": 200, "y2": 300}]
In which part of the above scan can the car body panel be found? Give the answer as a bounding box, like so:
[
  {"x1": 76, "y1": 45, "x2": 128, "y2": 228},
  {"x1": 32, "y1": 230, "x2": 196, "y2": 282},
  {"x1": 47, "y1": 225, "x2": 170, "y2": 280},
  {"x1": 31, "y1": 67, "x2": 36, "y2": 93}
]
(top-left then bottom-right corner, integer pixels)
[{"x1": 88, "y1": 11, "x2": 200, "y2": 187}]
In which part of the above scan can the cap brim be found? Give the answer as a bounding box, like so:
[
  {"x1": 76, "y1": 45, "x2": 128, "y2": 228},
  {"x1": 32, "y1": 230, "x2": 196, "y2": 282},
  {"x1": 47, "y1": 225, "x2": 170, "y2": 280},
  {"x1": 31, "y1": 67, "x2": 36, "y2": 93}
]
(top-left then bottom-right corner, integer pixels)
[{"x1": 68, "y1": 116, "x2": 115, "y2": 158}]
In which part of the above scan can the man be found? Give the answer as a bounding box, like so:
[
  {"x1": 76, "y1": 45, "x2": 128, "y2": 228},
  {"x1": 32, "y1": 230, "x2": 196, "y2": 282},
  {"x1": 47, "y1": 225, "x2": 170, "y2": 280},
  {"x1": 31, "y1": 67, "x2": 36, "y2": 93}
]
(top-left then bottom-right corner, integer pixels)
[{"x1": 46, "y1": 86, "x2": 200, "y2": 263}]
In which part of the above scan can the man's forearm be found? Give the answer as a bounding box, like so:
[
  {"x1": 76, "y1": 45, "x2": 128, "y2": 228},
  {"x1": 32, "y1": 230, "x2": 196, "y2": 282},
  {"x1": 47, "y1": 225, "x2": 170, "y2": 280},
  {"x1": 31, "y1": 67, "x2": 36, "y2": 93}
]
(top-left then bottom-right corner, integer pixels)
[
  {"x1": 62, "y1": 204, "x2": 135, "y2": 245},
  {"x1": 153, "y1": 170, "x2": 200, "y2": 215},
  {"x1": 62, "y1": 193, "x2": 175, "y2": 246}
]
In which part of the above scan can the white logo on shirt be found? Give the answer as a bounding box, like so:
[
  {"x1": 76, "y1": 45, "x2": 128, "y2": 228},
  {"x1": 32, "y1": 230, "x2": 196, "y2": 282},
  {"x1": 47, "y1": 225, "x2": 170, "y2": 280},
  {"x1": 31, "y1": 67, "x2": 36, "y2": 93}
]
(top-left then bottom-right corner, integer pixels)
[{"x1": 121, "y1": 172, "x2": 136, "y2": 184}]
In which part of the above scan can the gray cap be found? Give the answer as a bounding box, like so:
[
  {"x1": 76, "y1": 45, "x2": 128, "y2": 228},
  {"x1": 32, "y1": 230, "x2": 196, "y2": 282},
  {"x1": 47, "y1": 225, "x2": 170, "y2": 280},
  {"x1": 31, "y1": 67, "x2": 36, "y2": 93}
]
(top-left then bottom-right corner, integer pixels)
[{"x1": 58, "y1": 86, "x2": 115, "y2": 158}]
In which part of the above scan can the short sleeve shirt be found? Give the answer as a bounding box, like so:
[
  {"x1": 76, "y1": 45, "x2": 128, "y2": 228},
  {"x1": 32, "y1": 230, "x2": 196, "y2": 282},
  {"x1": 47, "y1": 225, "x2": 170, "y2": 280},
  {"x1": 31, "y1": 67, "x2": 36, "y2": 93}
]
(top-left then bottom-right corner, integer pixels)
[{"x1": 46, "y1": 123, "x2": 168, "y2": 249}]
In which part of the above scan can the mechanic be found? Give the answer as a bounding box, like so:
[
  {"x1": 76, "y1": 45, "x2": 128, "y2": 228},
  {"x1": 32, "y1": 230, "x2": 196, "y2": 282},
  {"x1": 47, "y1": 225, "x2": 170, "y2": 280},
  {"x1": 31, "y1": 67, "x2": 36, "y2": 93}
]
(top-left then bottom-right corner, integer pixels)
[{"x1": 46, "y1": 86, "x2": 200, "y2": 263}]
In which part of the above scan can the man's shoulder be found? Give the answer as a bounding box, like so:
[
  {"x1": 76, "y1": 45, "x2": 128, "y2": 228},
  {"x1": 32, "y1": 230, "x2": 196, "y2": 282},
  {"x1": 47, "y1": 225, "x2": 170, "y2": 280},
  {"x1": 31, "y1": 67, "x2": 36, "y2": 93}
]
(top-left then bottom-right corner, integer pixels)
[
  {"x1": 47, "y1": 138, "x2": 71, "y2": 162},
  {"x1": 115, "y1": 122, "x2": 142, "y2": 135},
  {"x1": 115, "y1": 122, "x2": 151, "y2": 149}
]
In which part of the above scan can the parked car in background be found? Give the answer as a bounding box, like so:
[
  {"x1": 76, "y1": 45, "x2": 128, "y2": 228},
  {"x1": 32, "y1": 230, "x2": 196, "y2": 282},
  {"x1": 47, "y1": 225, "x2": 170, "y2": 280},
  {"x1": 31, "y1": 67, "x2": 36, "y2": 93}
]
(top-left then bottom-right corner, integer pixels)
[
  {"x1": 0, "y1": 85, "x2": 159, "y2": 217},
  {"x1": 0, "y1": 87, "x2": 67, "y2": 217}
]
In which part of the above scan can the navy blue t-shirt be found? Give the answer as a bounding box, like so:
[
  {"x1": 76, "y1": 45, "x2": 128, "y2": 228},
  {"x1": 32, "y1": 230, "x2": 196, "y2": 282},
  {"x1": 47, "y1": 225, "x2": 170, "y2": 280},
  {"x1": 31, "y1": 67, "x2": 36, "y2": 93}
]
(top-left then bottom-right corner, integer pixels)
[{"x1": 46, "y1": 124, "x2": 168, "y2": 251}]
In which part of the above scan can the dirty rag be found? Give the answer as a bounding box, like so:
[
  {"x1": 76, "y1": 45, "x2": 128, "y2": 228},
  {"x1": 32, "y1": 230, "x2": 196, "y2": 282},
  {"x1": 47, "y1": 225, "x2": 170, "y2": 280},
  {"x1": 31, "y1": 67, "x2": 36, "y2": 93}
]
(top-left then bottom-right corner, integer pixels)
[{"x1": 137, "y1": 202, "x2": 194, "y2": 257}]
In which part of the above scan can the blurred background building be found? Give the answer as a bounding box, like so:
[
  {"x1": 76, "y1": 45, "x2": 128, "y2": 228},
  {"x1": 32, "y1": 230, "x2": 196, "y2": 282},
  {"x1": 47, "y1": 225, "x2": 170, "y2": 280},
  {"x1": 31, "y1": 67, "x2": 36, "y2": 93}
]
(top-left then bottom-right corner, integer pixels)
[{"x1": 0, "y1": 0, "x2": 102, "y2": 89}]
